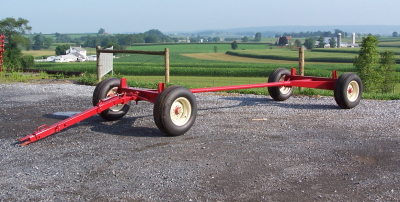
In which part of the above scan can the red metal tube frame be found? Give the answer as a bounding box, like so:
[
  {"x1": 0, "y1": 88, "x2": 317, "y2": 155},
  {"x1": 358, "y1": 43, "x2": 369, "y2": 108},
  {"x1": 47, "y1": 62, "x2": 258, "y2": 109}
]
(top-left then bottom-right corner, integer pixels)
[
  {"x1": 19, "y1": 69, "x2": 338, "y2": 145},
  {"x1": 190, "y1": 69, "x2": 337, "y2": 93}
]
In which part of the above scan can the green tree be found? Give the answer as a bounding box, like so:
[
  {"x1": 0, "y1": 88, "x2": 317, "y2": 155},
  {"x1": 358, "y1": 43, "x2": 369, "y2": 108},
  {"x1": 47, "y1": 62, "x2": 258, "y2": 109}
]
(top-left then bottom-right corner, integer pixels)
[
  {"x1": 241, "y1": 36, "x2": 249, "y2": 42},
  {"x1": 392, "y1": 32, "x2": 398, "y2": 37},
  {"x1": 303, "y1": 38, "x2": 315, "y2": 50},
  {"x1": 190, "y1": 37, "x2": 200, "y2": 43},
  {"x1": 55, "y1": 33, "x2": 72, "y2": 43},
  {"x1": 212, "y1": 37, "x2": 220, "y2": 42},
  {"x1": 254, "y1": 32, "x2": 261, "y2": 42},
  {"x1": 353, "y1": 35, "x2": 381, "y2": 93},
  {"x1": 55, "y1": 44, "x2": 70, "y2": 56},
  {"x1": 32, "y1": 33, "x2": 43, "y2": 50},
  {"x1": 43, "y1": 37, "x2": 53, "y2": 49},
  {"x1": 379, "y1": 51, "x2": 397, "y2": 93},
  {"x1": 329, "y1": 37, "x2": 336, "y2": 48},
  {"x1": 98, "y1": 28, "x2": 105, "y2": 34},
  {"x1": 4, "y1": 48, "x2": 23, "y2": 70},
  {"x1": 278, "y1": 36, "x2": 288, "y2": 45},
  {"x1": 171, "y1": 37, "x2": 179, "y2": 43},
  {"x1": 146, "y1": 29, "x2": 163, "y2": 36},
  {"x1": 0, "y1": 17, "x2": 31, "y2": 48},
  {"x1": 75, "y1": 39, "x2": 81, "y2": 47},
  {"x1": 231, "y1": 40, "x2": 238, "y2": 50},
  {"x1": 0, "y1": 17, "x2": 32, "y2": 69},
  {"x1": 103, "y1": 42, "x2": 120, "y2": 50},
  {"x1": 20, "y1": 54, "x2": 34, "y2": 69},
  {"x1": 294, "y1": 39, "x2": 301, "y2": 47},
  {"x1": 334, "y1": 29, "x2": 344, "y2": 37},
  {"x1": 317, "y1": 36, "x2": 325, "y2": 48},
  {"x1": 145, "y1": 34, "x2": 158, "y2": 43},
  {"x1": 213, "y1": 46, "x2": 218, "y2": 52}
]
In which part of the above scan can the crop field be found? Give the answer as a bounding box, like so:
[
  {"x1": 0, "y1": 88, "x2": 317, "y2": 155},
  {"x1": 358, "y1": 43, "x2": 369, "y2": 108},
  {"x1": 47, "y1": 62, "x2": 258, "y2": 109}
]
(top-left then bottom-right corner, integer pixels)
[
  {"x1": 129, "y1": 43, "x2": 269, "y2": 53},
  {"x1": 24, "y1": 40, "x2": 400, "y2": 99},
  {"x1": 33, "y1": 51, "x2": 355, "y2": 78},
  {"x1": 226, "y1": 49, "x2": 357, "y2": 63},
  {"x1": 227, "y1": 47, "x2": 400, "y2": 63},
  {"x1": 378, "y1": 37, "x2": 400, "y2": 47},
  {"x1": 21, "y1": 50, "x2": 55, "y2": 58},
  {"x1": 181, "y1": 53, "x2": 298, "y2": 64},
  {"x1": 312, "y1": 47, "x2": 400, "y2": 55}
]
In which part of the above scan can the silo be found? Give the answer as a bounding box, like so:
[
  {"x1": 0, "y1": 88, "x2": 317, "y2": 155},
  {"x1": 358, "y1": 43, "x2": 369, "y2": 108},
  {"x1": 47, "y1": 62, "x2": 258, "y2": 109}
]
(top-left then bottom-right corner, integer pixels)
[
  {"x1": 337, "y1": 33, "x2": 342, "y2": 48},
  {"x1": 352, "y1": 33, "x2": 356, "y2": 44}
]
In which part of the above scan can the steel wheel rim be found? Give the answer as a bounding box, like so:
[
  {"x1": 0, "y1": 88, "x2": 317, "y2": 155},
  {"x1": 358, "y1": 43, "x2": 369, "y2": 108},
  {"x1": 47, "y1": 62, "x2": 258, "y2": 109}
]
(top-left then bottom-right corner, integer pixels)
[
  {"x1": 107, "y1": 87, "x2": 124, "y2": 111},
  {"x1": 279, "y1": 75, "x2": 292, "y2": 94},
  {"x1": 170, "y1": 97, "x2": 191, "y2": 126},
  {"x1": 347, "y1": 81, "x2": 360, "y2": 102}
]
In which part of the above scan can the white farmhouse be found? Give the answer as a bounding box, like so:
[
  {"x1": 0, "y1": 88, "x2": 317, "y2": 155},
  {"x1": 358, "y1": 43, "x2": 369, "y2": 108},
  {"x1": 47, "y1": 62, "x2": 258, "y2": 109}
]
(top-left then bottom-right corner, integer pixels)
[
  {"x1": 66, "y1": 46, "x2": 88, "y2": 62},
  {"x1": 53, "y1": 46, "x2": 88, "y2": 62}
]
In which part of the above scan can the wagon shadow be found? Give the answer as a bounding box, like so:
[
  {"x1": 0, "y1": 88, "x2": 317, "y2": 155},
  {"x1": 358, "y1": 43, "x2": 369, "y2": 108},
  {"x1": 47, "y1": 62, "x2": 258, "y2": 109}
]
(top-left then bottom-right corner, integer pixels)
[
  {"x1": 90, "y1": 115, "x2": 165, "y2": 137},
  {"x1": 36, "y1": 95, "x2": 339, "y2": 141},
  {"x1": 41, "y1": 113, "x2": 164, "y2": 138},
  {"x1": 197, "y1": 96, "x2": 339, "y2": 111}
]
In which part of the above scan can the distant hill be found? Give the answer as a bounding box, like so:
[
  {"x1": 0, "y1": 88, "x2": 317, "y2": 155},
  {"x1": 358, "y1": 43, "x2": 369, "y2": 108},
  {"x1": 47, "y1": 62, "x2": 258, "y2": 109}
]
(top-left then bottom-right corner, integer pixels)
[{"x1": 182, "y1": 25, "x2": 400, "y2": 36}]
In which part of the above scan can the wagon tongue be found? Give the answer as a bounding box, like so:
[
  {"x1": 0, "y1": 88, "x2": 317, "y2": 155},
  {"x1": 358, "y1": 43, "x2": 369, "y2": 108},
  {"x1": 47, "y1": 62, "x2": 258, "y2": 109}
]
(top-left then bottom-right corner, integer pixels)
[
  {"x1": 17, "y1": 124, "x2": 48, "y2": 145},
  {"x1": 18, "y1": 94, "x2": 131, "y2": 146},
  {"x1": 18, "y1": 123, "x2": 67, "y2": 146}
]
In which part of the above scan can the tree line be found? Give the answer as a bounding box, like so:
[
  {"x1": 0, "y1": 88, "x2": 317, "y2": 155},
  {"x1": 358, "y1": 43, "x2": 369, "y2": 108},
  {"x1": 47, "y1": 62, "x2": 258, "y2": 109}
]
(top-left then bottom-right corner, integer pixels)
[
  {"x1": 276, "y1": 29, "x2": 348, "y2": 38},
  {"x1": 31, "y1": 29, "x2": 177, "y2": 52}
]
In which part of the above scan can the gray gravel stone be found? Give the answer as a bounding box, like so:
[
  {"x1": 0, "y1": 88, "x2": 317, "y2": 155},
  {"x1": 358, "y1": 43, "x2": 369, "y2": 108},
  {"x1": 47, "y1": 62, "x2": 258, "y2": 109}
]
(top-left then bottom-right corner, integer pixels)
[{"x1": 0, "y1": 82, "x2": 399, "y2": 201}]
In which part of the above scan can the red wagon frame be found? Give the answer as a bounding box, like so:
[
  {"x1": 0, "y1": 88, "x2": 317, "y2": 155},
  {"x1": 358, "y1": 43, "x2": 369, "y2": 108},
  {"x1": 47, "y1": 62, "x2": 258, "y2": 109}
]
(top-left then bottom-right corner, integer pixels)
[{"x1": 19, "y1": 68, "x2": 363, "y2": 145}]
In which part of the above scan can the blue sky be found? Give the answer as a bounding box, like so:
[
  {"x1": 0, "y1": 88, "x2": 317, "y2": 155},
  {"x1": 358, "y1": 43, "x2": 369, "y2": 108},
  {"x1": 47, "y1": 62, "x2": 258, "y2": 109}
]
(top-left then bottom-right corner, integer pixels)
[{"x1": 2, "y1": 0, "x2": 400, "y2": 34}]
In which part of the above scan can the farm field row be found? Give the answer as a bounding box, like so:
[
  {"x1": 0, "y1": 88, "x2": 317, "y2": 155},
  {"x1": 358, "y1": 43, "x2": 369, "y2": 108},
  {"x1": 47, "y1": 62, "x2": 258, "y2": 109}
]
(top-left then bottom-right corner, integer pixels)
[
  {"x1": 125, "y1": 75, "x2": 269, "y2": 86},
  {"x1": 226, "y1": 48, "x2": 400, "y2": 63},
  {"x1": 21, "y1": 41, "x2": 400, "y2": 99},
  {"x1": 33, "y1": 53, "x2": 357, "y2": 78}
]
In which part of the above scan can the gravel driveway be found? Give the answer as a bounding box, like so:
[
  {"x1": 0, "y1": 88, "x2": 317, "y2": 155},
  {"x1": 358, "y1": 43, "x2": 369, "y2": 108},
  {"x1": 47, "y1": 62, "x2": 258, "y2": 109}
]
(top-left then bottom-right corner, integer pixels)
[{"x1": 0, "y1": 81, "x2": 399, "y2": 201}]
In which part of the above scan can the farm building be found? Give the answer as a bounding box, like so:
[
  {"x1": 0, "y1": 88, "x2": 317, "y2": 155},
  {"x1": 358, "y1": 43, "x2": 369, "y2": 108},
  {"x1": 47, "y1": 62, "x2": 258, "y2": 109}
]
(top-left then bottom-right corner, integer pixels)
[
  {"x1": 66, "y1": 46, "x2": 87, "y2": 61},
  {"x1": 52, "y1": 46, "x2": 89, "y2": 62},
  {"x1": 316, "y1": 37, "x2": 358, "y2": 48},
  {"x1": 87, "y1": 55, "x2": 97, "y2": 61}
]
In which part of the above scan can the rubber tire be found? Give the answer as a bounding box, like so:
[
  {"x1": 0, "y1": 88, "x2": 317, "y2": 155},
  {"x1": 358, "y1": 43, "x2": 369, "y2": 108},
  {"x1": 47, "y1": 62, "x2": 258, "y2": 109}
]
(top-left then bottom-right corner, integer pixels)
[
  {"x1": 268, "y1": 68, "x2": 294, "y2": 101},
  {"x1": 92, "y1": 78, "x2": 130, "y2": 121},
  {"x1": 334, "y1": 73, "x2": 363, "y2": 109},
  {"x1": 153, "y1": 85, "x2": 197, "y2": 136}
]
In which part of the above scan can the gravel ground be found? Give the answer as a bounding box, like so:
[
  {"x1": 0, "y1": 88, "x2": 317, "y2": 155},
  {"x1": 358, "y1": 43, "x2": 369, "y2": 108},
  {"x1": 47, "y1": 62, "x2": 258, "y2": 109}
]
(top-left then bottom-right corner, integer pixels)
[{"x1": 0, "y1": 81, "x2": 399, "y2": 201}]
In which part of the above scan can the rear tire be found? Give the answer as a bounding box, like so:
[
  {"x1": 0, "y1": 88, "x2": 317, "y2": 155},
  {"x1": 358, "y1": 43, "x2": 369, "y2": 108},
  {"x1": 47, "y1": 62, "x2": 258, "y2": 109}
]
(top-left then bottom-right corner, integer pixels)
[
  {"x1": 153, "y1": 85, "x2": 197, "y2": 136},
  {"x1": 93, "y1": 78, "x2": 130, "y2": 121},
  {"x1": 334, "y1": 73, "x2": 363, "y2": 109},
  {"x1": 268, "y1": 68, "x2": 293, "y2": 101}
]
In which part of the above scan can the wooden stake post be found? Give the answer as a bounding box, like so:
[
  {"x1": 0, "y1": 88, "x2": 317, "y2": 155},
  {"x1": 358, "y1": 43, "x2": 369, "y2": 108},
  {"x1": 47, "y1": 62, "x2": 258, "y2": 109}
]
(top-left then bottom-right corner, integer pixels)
[
  {"x1": 298, "y1": 47, "x2": 305, "y2": 91},
  {"x1": 164, "y1": 48, "x2": 169, "y2": 83}
]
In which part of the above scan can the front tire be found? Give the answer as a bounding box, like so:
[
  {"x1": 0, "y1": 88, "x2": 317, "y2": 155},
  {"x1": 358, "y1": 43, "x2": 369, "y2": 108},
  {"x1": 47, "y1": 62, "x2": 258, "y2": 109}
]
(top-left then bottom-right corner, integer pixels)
[
  {"x1": 268, "y1": 68, "x2": 293, "y2": 101},
  {"x1": 334, "y1": 73, "x2": 363, "y2": 109},
  {"x1": 92, "y1": 78, "x2": 130, "y2": 121},
  {"x1": 153, "y1": 85, "x2": 197, "y2": 136}
]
